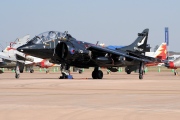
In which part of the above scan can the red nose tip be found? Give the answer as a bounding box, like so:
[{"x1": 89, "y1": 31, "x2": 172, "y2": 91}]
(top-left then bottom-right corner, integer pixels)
[{"x1": 169, "y1": 61, "x2": 175, "y2": 68}]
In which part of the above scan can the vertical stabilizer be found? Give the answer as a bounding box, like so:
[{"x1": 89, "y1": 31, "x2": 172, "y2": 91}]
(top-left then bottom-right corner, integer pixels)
[
  {"x1": 120, "y1": 29, "x2": 149, "y2": 54},
  {"x1": 154, "y1": 43, "x2": 167, "y2": 60}
]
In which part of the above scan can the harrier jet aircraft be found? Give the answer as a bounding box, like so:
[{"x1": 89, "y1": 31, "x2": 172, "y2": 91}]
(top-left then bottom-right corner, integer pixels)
[
  {"x1": 17, "y1": 29, "x2": 159, "y2": 79},
  {"x1": 124, "y1": 42, "x2": 167, "y2": 74}
]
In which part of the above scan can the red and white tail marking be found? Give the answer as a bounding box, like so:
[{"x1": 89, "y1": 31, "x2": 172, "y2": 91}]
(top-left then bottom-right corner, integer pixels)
[{"x1": 154, "y1": 43, "x2": 167, "y2": 60}]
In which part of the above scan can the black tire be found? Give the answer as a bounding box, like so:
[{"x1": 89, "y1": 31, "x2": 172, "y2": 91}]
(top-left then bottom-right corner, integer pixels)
[
  {"x1": 96, "y1": 70, "x2": 103, "y2": 79},
  {"x1": 126, "y1": 70, "x2": 131, "y2": 74},
  {"x1": 30, "y1": 69, "x2": 34, "y2": 73},
  {"x1": 59, "y1": 74, "x2": 66, "y2": 79},
  {"x1": 15, "y1": 74, "x2": 20, "y2": 79},
  {"x1": 92, "y1": 71, "x2": 97, "y2": 79},
  {"x1": 125, "y1": 67, "x2": 131, "y2": 74},
  {"x1": 174, "y1": 71, "x2": 178, "y2": 76},
  {"x1": 46, "y1": 70, "x2": 49, "y2": 74},
  {"x1": 139, "y1": 74, "x2": 143, "y2": 80},
  {"x1": 79, "y1": 69, "x2": 83, "y2": 74},
  {"x1": 20, "y1": 69, "x2": 23, "y2": 73},
  {"x1": 59, "y1": 76, "x2": 64, "y2": 79}
]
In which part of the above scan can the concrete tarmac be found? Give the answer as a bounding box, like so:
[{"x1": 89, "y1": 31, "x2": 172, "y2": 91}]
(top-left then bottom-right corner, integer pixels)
[{"x1": 0, "y1": 70, "x2": 180, "y2": 120}]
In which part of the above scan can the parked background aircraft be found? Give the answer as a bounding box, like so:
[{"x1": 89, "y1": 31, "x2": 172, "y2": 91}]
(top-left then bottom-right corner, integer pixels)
[
  {"x1": 17, "y1": 29, "x2": 160, "y2": 79},
  {"x1": 0, "y1": 35, "x2": 31, "y2": 73},
  {"x1": 0, "y1": 35, "x2": 58, "y2": 76},
  {"x1": 165, "y1": 55, "x2": 180, "y2": 75}
]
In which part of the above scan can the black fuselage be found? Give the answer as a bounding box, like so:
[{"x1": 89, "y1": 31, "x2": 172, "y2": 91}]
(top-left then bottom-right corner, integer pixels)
[{"x1": 17, "y1": 36, "x2": 139, "y2": 68}]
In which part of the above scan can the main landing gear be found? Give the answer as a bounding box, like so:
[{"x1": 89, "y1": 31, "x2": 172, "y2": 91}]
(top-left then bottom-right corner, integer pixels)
[
  {"x1": 139, "y1": 62, "x2": 144, "y2": 80},
  {"x1": 59, "y1": 64, "x2": 73, "y2": 79},
  {"x1": 92, "y1": 67, "x2": 103, "y2": 79},
  {"x1": 15, "y1": 62, "x2": 20, "y2": 79}
]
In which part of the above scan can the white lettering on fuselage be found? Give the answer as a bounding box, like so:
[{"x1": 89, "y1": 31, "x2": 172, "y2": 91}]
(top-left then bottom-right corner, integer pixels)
[{"x1": 134, "y1": 47, "x2": 143, "y2": 52}]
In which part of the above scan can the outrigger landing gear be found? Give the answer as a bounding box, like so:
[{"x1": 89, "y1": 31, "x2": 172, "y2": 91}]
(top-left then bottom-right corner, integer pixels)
[
  {"x1": 139, "y1": 62, "x2": 144, "y2": 80},
  {"x1": 174, "y1": 69, "x2": 178, "y2": 76},
  {"x1": 92, "y1": 67, "x2": 103, "y2": 79},
  {"x1": 59, "y1": 64, "x2": 73, "y2": 79},
  {"x1": 15, "y1": 62, "x2": 20, "y2": 79}
]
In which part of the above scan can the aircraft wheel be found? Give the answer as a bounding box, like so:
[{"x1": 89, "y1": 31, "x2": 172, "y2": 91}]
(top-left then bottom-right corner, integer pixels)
[
  {"x1": 79, "y1": 69, "x2": 83, "y2": 74},
  {"x1": 107, "y1": 71, "x2": 110, "y2": 75},
  {"x1": 92, "y1": 71, "x2": 97, "y2": 79},
  {"x1": 59, "y1": 76, "x2": 64, "y2": 79},
  {"x1": 30, "y1": 69, "x2": 34, "y2": 73},
  {"x1": 139, "y1": 74, "x2": 143, "y2": 80},
  {"x1": 126, "y1": 70, "x2": 131, "y2": 74},
  {"x1": 59, "y1": 73, "x2": 68, "y2": 79},
  {"x1": 59, "y1": 75, "x2": 66, "y2": 79},
  {"x1": 15, "y1": 74, "x2": 20, "y2": 79},
  {"x1": 139, "y1": 62, "x2": 144, "y2": 80},
  {"x1": 92, "y1": 70, "x2": 103, "y2": 79},
  {"x1": 20, "y1": 70, "x2": 23, "y2": 73},
  {"x1": 46, "y1": 70, "x2": 49, "y2": 74},
  {"x1": 174, "y1": 71, "x2": 178, "y2": 76},
  {"x1": 125, "y1": 67, "x2": 131, "y2": 74},
  {"x1": 97, "y1": 70, "x2": 103, "y2": 79}
]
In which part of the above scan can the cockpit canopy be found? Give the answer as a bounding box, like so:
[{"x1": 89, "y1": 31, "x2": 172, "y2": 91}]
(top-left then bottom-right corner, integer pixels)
[{"x1": 27, "y1": 31, "x2": 67, "y2": 44}]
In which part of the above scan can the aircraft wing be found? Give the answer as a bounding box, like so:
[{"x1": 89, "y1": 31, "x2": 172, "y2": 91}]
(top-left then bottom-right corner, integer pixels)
[
  {"x1": 88, "y1": 45, "x2": 154, "y2": 63},
  {"x1": 0, "y1": 54, "x2": 24, "y2": 63},
  {"x1": 126, "y1": 50, "x2": 162, "y2": 63}
]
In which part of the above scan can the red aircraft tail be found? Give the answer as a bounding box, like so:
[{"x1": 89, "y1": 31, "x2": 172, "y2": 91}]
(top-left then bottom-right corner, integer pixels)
[{"x1": 154, "y1": 43, "x2": 167, "y2": 60}]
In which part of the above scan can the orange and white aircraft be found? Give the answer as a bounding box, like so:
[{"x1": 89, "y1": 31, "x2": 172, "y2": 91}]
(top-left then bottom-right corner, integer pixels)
[{"x1": 145, "y1": 42, "x2": 167, "y2": 66}]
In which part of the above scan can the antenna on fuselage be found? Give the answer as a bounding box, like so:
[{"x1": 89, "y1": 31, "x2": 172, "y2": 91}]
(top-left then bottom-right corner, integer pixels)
[{"x1": 96, "y1": 41, "x2": 99, "y2": 45}]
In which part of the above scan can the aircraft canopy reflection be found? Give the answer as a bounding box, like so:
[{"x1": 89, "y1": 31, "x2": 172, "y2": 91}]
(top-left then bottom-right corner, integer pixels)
[{"x1": 27, "y1": 31, "x2": 67, "y2": 44}]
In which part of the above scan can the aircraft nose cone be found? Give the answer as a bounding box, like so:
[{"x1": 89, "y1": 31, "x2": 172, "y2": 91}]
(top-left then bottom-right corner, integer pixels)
[
  {"x1": 164, "y1": 62, "x2": 170, "y2": 67},
  {"x1": 17, "y1": 45, "x2": 28, "y2": 52},
  {"x1": 17, "y1": 46, "x2": 23, "y2": 52},
  {"x1": 169, "y1": 61, "x2": 175, "y2": 68},
  {"x1": 165, "y1": 61, "x2": 174, "y2": 68}
]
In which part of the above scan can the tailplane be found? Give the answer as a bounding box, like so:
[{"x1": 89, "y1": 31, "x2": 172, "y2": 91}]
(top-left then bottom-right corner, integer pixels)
[{"x1": 120, "y1": 29, "x2": 149, "y2": 54}]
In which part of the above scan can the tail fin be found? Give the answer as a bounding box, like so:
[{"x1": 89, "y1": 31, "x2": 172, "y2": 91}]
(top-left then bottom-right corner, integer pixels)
[
  {"x1": 120, "y1": 29, "x2": 149, "y2": 53},
  {"x1": 2, "y1": 35, "x2": 30, "y2": 53},
  {"x1": 154, "y1": 43, "x2": 167, "y2": 60},
  {"x1": 11, "y1": 35, "x2": 30, "y2": 48}
]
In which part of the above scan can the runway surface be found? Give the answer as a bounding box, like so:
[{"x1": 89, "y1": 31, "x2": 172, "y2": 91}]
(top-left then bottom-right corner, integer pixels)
[{"x1": 0, "y1": 70, "x2": 180, "y2": 120}]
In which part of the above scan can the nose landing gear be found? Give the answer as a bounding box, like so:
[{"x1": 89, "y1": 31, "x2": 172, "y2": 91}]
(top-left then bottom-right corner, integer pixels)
[{"x1": 59, "y1": 64, "x2": 73, "y2": 79}]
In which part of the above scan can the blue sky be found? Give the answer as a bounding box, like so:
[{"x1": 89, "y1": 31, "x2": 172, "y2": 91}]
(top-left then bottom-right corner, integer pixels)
[{"x1": 0, "y1": 0, "x2": 179, "y2": 51}]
